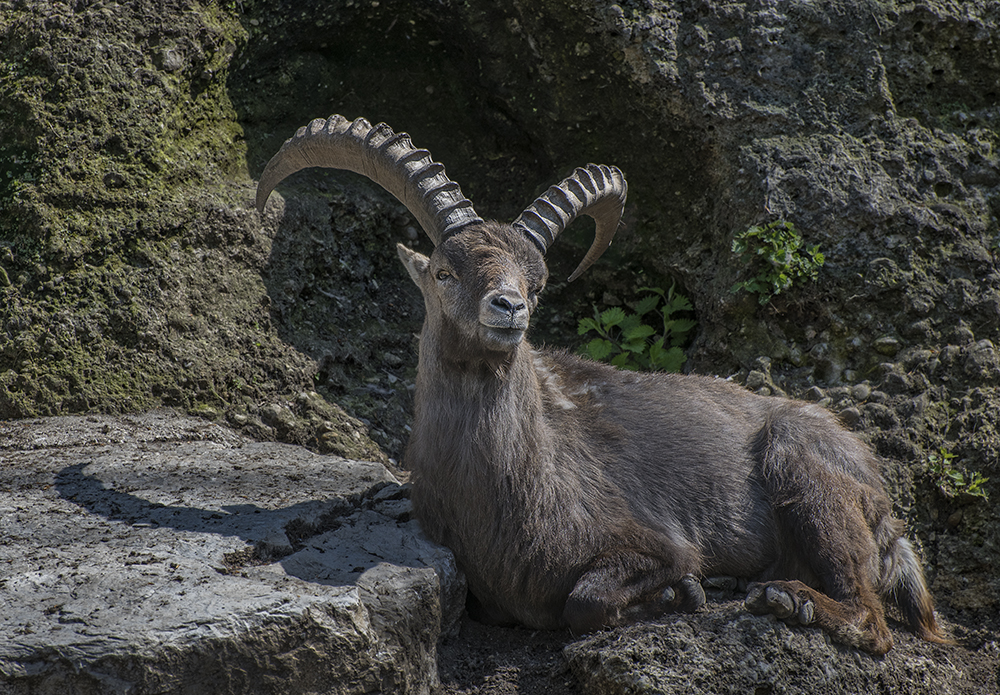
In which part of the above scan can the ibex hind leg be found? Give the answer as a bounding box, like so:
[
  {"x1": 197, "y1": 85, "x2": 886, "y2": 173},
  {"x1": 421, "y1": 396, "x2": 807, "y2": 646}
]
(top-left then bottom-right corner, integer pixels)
[
  {"x1": 754, "y1": 494, "x2": 895, "y2": 655},
  {"x1": 563, "y1": 551, "x2": 705, "y2": 634},
  {"x1": 749, "y1": 497, "x2": 896, "y2": 655},
  {"x1": 754, "y1": 408, "x2": 897, "y2": 654},
  {"x1": 746, "y1": 579, "x2": 894, "y2": 655}
]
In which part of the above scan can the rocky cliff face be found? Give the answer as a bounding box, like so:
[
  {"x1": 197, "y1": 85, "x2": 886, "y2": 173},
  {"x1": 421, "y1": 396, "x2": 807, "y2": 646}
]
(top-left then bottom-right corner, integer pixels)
[{"x1": 1, "y1": 0, "x2": 998, "y2": 692}]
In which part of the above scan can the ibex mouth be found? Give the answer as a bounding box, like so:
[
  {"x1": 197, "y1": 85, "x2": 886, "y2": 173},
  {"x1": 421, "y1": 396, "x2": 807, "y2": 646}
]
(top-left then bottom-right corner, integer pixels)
[
  {"x1": 480, "y1": 323, "x2": 526, "y2": 348},
  {"x1": 479, "y1": 296, "x2": 529, "y2": 342}
]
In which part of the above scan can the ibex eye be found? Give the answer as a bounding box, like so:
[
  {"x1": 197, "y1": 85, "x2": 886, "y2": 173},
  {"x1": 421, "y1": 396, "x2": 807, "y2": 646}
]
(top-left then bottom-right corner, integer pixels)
[{"x1": 436, "y1": 270, "x2": 452, "y2": 281}]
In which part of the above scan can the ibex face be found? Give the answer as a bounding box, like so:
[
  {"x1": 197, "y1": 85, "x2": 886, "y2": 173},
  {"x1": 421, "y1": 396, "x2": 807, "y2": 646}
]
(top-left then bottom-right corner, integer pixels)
[{"x1": 398, "y1": 222, "x2": 548, "y2": 354}]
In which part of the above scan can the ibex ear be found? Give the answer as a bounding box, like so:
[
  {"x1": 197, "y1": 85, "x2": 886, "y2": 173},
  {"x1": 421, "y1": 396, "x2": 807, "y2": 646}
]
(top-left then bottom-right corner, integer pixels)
[{"x1": 397, "y1": 243, "x2": 431, "y2": 286}]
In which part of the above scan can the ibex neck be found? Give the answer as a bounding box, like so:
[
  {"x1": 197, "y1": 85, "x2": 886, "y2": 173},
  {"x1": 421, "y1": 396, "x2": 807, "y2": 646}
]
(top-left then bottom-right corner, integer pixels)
[
  {"x1": 419, "y1": 338, "x2": 540, "y2": 411},
  {"x1": 409, "y1": 336, "x2": 546, "y2": 477}
]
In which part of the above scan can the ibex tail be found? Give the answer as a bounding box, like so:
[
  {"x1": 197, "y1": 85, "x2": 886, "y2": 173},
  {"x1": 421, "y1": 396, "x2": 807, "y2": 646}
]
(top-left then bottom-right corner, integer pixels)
[{"x1": 881, "y1": 536, "x2": 952, "y2": 644}]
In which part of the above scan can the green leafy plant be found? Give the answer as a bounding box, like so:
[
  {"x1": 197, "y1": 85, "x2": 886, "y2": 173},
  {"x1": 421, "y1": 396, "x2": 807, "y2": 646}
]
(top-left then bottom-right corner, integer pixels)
[
  {"x1": 928, "y1": 448, "x2": 990, "y2": 502},
  {"x1": 731, "y1": 220, "x2": 825, "y2": 304},
  {"x1": 577, "y1": 285, "x2": 695, "y2": 372}
]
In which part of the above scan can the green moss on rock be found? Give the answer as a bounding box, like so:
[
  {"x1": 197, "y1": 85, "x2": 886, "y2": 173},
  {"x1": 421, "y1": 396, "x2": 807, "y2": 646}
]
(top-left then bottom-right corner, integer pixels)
[{"x1": 0, "y1": 1, "x2": 389, "y2": 462}]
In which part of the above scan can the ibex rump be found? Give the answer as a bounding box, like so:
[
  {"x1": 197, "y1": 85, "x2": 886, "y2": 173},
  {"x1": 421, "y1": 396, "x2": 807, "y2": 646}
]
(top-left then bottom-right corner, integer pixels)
[{"x1": 256, "y1": 115, "x2": 948, "y2": 655}]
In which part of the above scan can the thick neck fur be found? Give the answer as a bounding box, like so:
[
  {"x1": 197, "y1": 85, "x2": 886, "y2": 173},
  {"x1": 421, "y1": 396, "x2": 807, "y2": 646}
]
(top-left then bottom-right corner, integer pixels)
[
  {"x1": 404, "y1": 307, "x2": 565, "y2": 581},
  {"x1": 409, "y1": 313, "x2": 547, "y2": 487}
]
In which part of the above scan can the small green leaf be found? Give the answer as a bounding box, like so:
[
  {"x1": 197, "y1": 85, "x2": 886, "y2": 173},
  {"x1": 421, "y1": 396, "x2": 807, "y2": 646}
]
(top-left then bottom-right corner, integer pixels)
[
  {"x1": 577, "y1": 317, "x2": 601, "y2": 335},
  {"x1": 583, "y1": 338, "x2": 617, "y2": 361},
  {"x1": 600, "y1": 307, "x2": 626, "y2": 327},
  {"x1": 610, "y1": 352, "x2": 634, "y2": 370},
  {"x1": 648, "y1": 341, "x2": 664, "y2": 362},
  {"x1": 632, "y1": 295, "x2": 660, "y2": 316},
  {"x1": 667, "y1": 318, "x2": 697, "y2": 337},
  {"x1": 622, "y1": 339, "x2": 649, "y2": 354},
  {"x1": 651, "y1": 346, "x2": 687, "y2": 372},
  {"x1": 668, "y1": 294, "x2": 693, "y2": 312},
  {"x1": 623, "y1": 324, "x2": 656, "y2": 341},
  {"x1": 619, "y1": 313, "x2": 643, "y2": 333}
]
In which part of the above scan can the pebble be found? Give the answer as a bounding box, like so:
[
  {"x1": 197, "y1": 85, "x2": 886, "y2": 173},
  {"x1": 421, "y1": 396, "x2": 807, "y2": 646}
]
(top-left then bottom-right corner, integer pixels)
[
  {"x1": 838, "y1": 407, "x2": 862, "y2": 427},
  {"x1": 950, "y1": 324, "x2": 975, "y2": 344},
  {"x1": 162, "y1": 48, "x2": 184, "y2": 72},
  {"x1": 804, "y1": 385, "x2": 825, "y2": 401},
  {"x1": 851, "y1": 383, "x2": 872, "y2": 401},
  {"x1": 873, "y1": 336, "x2": 900, "y2": 356},
  {"x1": 745, "y1": 370, "x2": 768, "y2": 390},
  {"x1": 383, "y1": 351, "x2": 404, "y2": 366},
  {"x1": 787, "y1": 346, "x2": 804, "y2": 366}
]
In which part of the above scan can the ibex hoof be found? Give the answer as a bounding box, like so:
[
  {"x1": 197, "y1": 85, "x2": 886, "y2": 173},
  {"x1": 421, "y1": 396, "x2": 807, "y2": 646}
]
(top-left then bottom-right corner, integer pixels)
[
  {"x1": 678, "y1": 574, "x2": 707, "y2": 611},
  {"x1": 745, "y1": 582, "x2": 814, "y2": 625},
  {"x1": 661, "y1": 574, "x2": 706, "y2": 612}
]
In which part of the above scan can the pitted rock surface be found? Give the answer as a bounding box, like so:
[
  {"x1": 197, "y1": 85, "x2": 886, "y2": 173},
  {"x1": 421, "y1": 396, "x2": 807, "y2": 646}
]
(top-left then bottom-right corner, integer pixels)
[{"x1": 0, "y1": 412, "x2": 463, "y2": 695}]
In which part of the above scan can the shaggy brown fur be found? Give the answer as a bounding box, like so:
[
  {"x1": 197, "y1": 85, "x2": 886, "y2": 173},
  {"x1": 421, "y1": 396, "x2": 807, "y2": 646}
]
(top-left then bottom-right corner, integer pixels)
[{"x1": 398, "y1": 221, "x2": 948, "y2": 656}]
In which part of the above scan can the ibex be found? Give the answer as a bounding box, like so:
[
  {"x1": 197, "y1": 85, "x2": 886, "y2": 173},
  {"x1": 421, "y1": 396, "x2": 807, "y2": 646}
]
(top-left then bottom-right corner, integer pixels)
[{"x1": 256, "y1": 115, "x2": 948, "y2": 655}]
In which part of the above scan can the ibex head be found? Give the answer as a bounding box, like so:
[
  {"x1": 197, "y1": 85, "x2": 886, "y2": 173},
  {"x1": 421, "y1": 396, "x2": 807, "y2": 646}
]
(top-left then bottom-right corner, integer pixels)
[{"x1": 256, "y1": 115, "x2": 627, "y2": 356}]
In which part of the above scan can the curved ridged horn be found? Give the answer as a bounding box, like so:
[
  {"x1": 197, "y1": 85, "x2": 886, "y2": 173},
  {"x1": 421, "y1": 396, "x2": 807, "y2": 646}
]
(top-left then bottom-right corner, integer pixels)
[
  {"x1": 512, "y1": 164, "x2": 627, "y2": 282},
  {"x1": 255, "y1": 115, "x2": 483, "y2": 245}
]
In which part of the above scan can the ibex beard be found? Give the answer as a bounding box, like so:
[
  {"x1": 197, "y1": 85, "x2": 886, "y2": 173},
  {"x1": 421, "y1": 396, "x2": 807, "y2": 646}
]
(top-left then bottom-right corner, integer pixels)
[{"x1": 256, "y1": 114, "x2": 950, "y2": 656}]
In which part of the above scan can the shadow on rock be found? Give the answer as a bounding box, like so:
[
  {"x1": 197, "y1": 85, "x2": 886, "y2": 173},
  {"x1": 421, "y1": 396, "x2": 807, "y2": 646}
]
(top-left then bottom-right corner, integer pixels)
[
  {"x1": 52, "y1": 453, "x2": 447, "y2": 591},
  {"x1": 2, "y1": 415, "x2": 463, "y2": 695}
]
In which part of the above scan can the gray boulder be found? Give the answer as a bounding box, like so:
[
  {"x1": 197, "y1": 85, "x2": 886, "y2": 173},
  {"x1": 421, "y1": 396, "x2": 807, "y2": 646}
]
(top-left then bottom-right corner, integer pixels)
[
  {"x1": 565, "y1": 602, "x2": 967, "y2": 695},
  {"x1": 0, "y1": 412, "x2": 463, "y2": 695}
]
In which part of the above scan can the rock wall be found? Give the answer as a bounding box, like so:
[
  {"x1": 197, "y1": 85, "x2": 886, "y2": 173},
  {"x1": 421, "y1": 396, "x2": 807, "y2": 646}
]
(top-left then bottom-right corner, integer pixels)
[
  {"x1": 1, "y1": 0, "x2": 998, "y2": 692},
  {"x1": 0, "y1": 0, "x2": 396, "y2": 461}
]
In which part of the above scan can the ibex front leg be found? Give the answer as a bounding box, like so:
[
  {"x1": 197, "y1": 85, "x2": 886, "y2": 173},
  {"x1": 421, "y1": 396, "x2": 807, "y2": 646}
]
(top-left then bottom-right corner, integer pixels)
[{"x1": 563, "y1": 550, "x2": 706, "y2": 634}]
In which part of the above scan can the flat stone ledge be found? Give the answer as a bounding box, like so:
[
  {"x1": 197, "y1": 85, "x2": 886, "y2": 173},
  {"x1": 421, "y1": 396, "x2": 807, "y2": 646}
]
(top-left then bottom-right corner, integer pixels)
[{"x1": 0, "y1": 412, "x2": 463, "y2": 695}]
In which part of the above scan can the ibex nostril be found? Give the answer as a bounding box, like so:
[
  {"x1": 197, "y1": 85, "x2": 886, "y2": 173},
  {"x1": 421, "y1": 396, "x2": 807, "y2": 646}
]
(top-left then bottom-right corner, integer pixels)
[{"x1": 491, "y1": 294, "x2": 525, "y2": 314}]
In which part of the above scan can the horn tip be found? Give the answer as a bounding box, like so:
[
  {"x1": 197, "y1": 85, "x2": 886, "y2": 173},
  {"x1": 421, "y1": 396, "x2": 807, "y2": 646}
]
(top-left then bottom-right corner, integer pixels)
[{"x1": 255, "y1": 179, "x2": 275, "y2": 215}]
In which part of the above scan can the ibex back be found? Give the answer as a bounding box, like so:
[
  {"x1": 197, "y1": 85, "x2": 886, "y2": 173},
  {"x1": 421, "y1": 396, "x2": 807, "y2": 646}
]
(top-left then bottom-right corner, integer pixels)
[{"x1": 256, "y1": 115, "x2": 949, "y2": 655}]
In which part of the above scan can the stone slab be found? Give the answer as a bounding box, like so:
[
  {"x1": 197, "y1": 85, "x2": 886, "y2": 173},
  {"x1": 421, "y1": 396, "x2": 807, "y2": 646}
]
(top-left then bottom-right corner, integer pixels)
[{"x1": 0, "y1": 412, "x2": 463, "y2": 695}]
